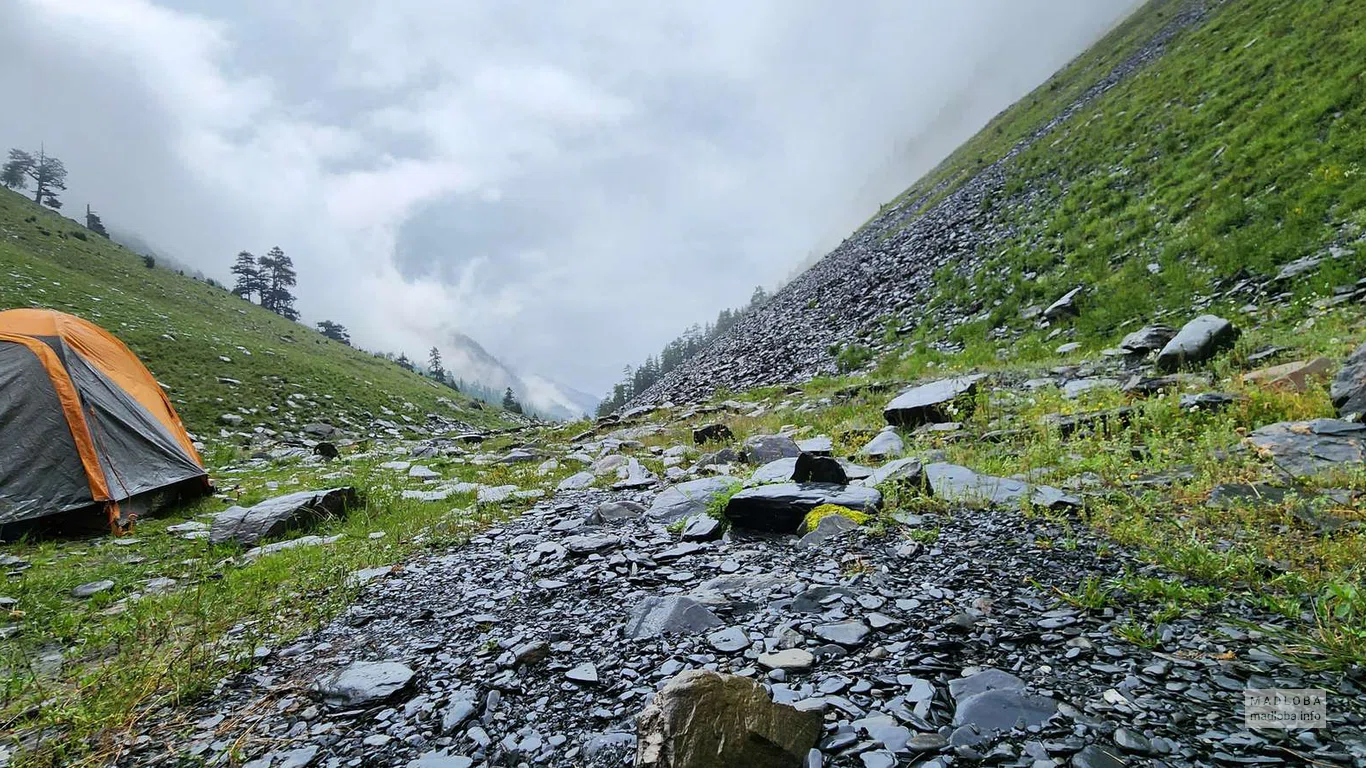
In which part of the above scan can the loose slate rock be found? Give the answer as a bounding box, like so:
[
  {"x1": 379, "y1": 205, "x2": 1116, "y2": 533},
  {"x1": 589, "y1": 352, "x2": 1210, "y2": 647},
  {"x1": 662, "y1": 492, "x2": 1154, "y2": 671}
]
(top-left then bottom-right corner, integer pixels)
[
  {"x1": 858, "y1": 428, "x2": 904, "y2": 459},
  {"x1": 1071, "y1": 744, "x2": 1126, "y2": 768},
  {"x1": 693, "y1": 423, "x2": 733, "y2": 444},
  {"x1": 71, "y1": 580, "x2": 115, "y2": 599},
  {"x1": 813, "y1": 620, "x2": 871, "y2": 647},
  {"x1": 648, "y1": 477, "x2": 742, "y2": 523},
  {"x1": 681, "y1": 514, "x2": 723, "y2": 542},
  {"x1": 725, "y1": 483, "x2": 881, "y2": 533},
  {"x1": 1044, "y1": 285, "x2": 1085, "y2": 321},
  {"x1": 751, "y1": 458, "x2": 800, "y2": 484},
  {"x1": 1331, "y1": 341, "x2": 1366, "y2": 421},
  {"x1": 792, "y1": 453, "x2": 848, "y2": 485},
  {"x1": 1247, "y1": 419, "x2": 1366, "y2": 478},
  {"x1": 758, "y1": 649, "x2": 815, "y2": 671},
  {"x1": 883, "y1": 375, "x2": 986, "y2": 427},
  {"x1": 1155, "y1": 315, "x2": 1238, "y2": 372},
  {"x1": 743, "y1": 434, "x2": 803, "y2": 464},
  {"x1": 210, "y1": 488, "x2": 357, "y2": 546},
  {"x1": 626, "y1": 596, "x2": 724, "y2": 639},
  {"x1": 315, "y1": 661, "x2": 415, "y2": 708},
  {"x1": 708, "y1": 626, "x2": 750, "y2": 653},
  {"x1": 1119, "y1": 325, "x2": 1176, "y2": 355},
  {"x1": 636, "y1": 670, "x2": 822, "y2": 768}
]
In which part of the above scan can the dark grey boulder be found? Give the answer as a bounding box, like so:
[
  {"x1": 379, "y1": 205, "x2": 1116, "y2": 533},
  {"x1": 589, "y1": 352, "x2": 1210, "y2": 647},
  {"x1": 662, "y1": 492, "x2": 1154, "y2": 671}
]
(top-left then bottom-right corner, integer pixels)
[
  {"x1": 1118, "y1": 325, "x2": 1176, "y2": 355},
  {"x1": 626, "y1": 596, "x2": 723, "y2": 639},
  {"x1": 1155, "y1": 315, "x2": 1238, "y2": 372},
  {"x1": 210, "y1": 487, "x2": 357, "y2": 546},
  {"x1": 695, "y1": 447, "x2": 744, "y2": 468},
  {"x1": 1331, "y1": 341, "x2": 1366, "y2": 421},
  {"x1": 1247, "y1": 419, "x2": 1366, "y2": 479},
  {"x1": 315, "y1": 660, "x2": 415, "y2": 708},
  {"x1": 647, "y1": 477, "x2": 741, "y2": 523},
  {"x1": 302, "y1": 422, "x2": 338, "y2": 439},
  {"x1": 743, "y1": 434, "x2": 803, "y2": 464},
  {"x1": 693, "y1": 423, "x2": 734, "y2": 444},
  {"x1": 883, "y1": 375, "x2": 985, "y2": 427},
  {"x1": 1044, "y1": 286, "x2": 1085, "y2": 321},
  {"x1": 724, "y1": 483, "x2": 881, "y2": 533},
  {"x1": 792, "y1": 453, "x2": 848, "y2": 484}
]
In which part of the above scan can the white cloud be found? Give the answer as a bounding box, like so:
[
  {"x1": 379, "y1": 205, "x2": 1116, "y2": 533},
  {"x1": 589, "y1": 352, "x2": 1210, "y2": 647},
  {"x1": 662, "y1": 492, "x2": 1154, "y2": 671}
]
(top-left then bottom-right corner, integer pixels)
[{"x1": 0, "y1": 0, "x2": 1138, "y2": 395}]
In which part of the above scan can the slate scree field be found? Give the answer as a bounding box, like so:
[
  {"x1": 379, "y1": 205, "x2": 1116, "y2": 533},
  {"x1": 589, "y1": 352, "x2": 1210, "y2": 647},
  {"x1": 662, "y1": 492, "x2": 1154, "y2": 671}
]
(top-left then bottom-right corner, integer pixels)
[{"x1": 4, "y1": 1, "x2": 1366, "y2": 767}]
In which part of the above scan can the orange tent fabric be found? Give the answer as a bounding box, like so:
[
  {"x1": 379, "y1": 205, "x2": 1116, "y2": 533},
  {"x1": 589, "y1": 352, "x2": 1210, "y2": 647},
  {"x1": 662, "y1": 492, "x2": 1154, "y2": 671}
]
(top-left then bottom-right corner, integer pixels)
[
  {"x1": 0, "y1": 309, "x2": 207, "y2": 528},
  {"x1": 0, "y1": 308, "x2": 201, "y2": 462}
]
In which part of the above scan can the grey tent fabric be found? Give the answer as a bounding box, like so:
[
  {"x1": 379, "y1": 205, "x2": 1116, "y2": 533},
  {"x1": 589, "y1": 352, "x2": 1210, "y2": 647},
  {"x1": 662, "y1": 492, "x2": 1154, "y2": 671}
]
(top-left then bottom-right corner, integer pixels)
[
  {"x1": 60, "y1": 344, "x2": 205, "y2": 501},
  {"x1": 0, "y1": 342, "x2": 95, "y2": 523}
]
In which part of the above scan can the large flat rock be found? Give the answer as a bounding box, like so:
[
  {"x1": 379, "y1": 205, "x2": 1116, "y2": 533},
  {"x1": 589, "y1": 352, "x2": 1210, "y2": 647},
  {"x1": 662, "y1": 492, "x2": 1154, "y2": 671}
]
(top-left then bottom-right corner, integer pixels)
[
  {"x1": 724, "y1": 483, "x2": 881, "y2": 533},
  {"x1": 647, "y1": 477, "x2": 742, "y2": 523},
  {"x1": 883, "y1": 375, "x2": 986, "y2": 427},
  {"x1": 1247, "y1": 419, "x2": 1366, "y2": 478},
  {"x1": 211, "y1": 487, "x2": 357, "y2": 546},
  {"x1": 1155, "y1": 315, "x2": 1237, "y2": 372}
]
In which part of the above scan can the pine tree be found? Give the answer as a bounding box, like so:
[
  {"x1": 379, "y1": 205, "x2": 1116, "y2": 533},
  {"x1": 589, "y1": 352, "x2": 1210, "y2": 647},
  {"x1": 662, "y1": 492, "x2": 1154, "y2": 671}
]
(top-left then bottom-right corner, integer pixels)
[
  {"x1": 502, "y1": 387, "x2": 523, "y2": 414},
  {"x1": 428, "y1": 347, "x2": 445, "y2": 382},
  {"x1": 257, "y1": 247, "x2": 298, "y2": 319},
  {"x1": 230, "y1": 251, "x2": 265, "y2": 301},
  {"x1": 84, "y1": 204, "x2": 110, "y2": 238},
  {"x1": 316, "y1": 320, "x2": 351, "y2": 345},
  {"x1": 2, "y1": 147, "x2": 67, "y2": 208},
  {"x1": 396, "y1": 353, "x2": 414, "y2": 371}
]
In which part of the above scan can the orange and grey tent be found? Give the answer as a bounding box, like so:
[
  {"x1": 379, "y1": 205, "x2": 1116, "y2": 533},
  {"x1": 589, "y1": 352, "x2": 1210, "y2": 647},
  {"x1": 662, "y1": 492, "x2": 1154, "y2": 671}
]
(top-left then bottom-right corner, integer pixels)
[{"x1": 0, "y1": 308, "x2": 207, "y2": 529}]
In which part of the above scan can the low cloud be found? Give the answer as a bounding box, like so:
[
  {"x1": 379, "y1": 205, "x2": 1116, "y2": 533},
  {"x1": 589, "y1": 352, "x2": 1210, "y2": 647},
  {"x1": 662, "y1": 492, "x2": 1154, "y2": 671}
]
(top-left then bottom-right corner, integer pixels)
[{"x1": 0, "y1": 0, "x2": 1136, "y2": 393}]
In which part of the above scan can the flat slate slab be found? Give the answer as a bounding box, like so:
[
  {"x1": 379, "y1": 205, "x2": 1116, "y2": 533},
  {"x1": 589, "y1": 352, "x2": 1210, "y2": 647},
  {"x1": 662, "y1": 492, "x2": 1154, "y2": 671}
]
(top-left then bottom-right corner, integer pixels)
[
  {"x1": 1247, "y1": 419, "x2": 1366, "y2": 478},
  {"x1": 314, "y1": 660, "x2": 415, "y2": 708},
  {"x1": 1155, "y1": 315, "x2": 1238, "y2": 372},
  {"x1": 647, "y1": 477, "x2": 741, "y2": 523},
  {"x1": 211, "y1": 487, "x2": 357, "y2": 546},
  {"x1": 724, "y1": 483, "x2": 881, "y2": 533},
  {"x1": 883, "y1": 375, "x2": 986, "y2": 427}
]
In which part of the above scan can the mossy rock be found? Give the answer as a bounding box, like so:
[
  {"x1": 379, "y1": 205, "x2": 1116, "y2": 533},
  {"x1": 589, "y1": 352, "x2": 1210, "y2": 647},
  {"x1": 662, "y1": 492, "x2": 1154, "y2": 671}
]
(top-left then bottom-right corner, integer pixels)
[{"x1": 799, "y1": 504, "x2": 869, "y2": 534}]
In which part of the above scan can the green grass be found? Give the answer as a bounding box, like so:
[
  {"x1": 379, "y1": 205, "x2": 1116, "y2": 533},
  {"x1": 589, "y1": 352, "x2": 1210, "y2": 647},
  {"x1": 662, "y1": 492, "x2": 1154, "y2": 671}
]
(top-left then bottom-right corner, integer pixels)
[
  {"x1": 871, "y1": 0, "x2": 1196, "y2": 223},
  {"x1": 0, "y1": 189, "x2": 516, "y2": 436},
  {"x1": 0, "y1": 447, "x2": 582, "y2": 767},
  {"x1": 914, "y1": 0, "x2": 1366, "y2": 343}
]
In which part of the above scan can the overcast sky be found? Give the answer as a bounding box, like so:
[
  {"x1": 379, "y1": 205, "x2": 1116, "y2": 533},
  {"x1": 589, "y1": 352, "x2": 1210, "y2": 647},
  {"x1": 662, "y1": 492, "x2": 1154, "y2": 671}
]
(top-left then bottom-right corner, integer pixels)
[{"x1": 0, "y1": 0, "x2": 1137, "y2": 394}]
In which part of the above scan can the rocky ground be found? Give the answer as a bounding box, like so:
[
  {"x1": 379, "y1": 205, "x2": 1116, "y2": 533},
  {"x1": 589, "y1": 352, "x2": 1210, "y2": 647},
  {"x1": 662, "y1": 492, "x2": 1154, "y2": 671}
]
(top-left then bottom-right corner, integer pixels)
[
  {"x1": 113, "y1": 327, "x2": 1366, "y2": 767},
  {"x1": 126, "y1": 479, "x2": 1366, "y2": 768}
]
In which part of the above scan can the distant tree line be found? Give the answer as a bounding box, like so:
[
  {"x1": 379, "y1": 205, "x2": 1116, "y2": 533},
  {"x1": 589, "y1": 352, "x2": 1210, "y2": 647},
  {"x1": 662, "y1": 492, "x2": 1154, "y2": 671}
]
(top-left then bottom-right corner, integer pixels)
[
  {"x1": 3, "y1": 145, "x2": 113, "y2": 238},
  {"x1": 595, "y1": 285, "x2": 770, "y2": 417}
]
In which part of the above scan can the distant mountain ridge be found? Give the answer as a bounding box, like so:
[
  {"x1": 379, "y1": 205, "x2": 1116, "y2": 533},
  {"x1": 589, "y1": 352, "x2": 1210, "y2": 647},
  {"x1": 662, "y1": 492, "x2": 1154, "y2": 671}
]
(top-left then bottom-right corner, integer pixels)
[{"x1": 444, "y1": 332, "x2": 597, "y2": 420}]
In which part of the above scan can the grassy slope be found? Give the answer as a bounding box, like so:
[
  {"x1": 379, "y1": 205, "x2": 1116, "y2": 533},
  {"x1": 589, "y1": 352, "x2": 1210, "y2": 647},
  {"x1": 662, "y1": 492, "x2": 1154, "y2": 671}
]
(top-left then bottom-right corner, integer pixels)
[
  {"x1": 0, "y1": 189, "x2": 514, "y2": 435},
  {"x1": 926, "y1": 0, "x2": 1366, "y2": 344},
  {"x1": 875, "y1": 0, "x2": 1193, "y2": 220}
]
